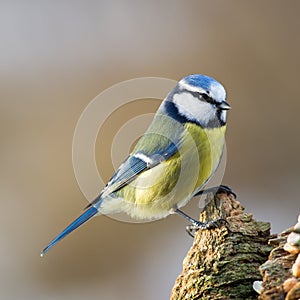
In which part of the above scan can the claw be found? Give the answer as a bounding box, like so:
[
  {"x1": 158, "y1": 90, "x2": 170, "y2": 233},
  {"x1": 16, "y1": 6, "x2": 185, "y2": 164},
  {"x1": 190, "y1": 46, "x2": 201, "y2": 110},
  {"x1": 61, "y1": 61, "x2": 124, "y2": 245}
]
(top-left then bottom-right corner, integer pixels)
[
  {"x1": 186, "y1": 218, "x2": 228, "y2": 238},
  {"x1": 193, "y1": 185, "x2": 237, "y2": 199},
  {"x1": 216, "y1": 185, "x2": 237, "y2": 198}
]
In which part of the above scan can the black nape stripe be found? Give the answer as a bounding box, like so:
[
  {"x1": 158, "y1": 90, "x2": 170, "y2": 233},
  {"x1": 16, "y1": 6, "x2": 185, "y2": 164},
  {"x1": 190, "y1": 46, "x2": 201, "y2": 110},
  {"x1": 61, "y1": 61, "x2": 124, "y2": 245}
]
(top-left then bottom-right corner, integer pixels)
[
  {"x1": 181, "y1": 88, "x2": 218, "y2": 106},
  {"x1": 163, "y1": 99, "x2": 191, "y2": 124}
]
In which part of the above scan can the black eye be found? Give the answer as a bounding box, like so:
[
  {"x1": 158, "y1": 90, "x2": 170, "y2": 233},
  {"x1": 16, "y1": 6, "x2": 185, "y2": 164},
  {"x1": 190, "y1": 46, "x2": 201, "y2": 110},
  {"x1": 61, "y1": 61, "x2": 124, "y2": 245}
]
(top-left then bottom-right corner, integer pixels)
[
  {"x1": 201, "y1": 93, "x2": 209, "y2": 100},
  {"x1": 199, "y1": 92, "x2": 218, "y2": 106}
]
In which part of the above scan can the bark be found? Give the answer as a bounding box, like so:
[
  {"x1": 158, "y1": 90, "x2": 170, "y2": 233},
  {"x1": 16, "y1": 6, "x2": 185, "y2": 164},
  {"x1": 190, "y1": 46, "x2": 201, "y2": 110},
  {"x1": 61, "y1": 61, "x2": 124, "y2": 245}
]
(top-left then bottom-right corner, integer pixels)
[
  {"x1": 258, "y1": 216, "x2": 300, "y2": 300},
  {"x1": 170, "y1": 192, "x2": 273, "y2": 300}
]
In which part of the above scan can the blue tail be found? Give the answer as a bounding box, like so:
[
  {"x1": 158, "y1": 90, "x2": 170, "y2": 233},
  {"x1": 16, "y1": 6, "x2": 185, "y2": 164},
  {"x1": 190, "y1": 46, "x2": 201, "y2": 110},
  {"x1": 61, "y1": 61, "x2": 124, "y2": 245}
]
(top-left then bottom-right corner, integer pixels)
[{"x1": 41, "y1": 206, "x2": 98, "y2": 257}]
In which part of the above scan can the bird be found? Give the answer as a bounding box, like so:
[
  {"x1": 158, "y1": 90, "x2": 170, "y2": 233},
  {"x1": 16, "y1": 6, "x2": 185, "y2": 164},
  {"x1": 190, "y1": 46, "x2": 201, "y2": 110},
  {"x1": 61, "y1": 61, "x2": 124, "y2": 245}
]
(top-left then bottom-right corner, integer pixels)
[{"x1": 41, "y1": 74, "x2": 231, "y2": 256}]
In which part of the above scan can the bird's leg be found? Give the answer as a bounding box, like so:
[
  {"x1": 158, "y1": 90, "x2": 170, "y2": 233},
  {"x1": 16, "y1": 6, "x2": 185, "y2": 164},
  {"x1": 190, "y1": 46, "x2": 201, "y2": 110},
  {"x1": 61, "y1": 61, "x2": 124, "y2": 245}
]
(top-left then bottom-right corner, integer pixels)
[
  {"x1": 173, "y1": 208, "x2": 227, "y2": 238},
  {"x1": 193, "y1": 184, "x2": 236, "y2": 199}
]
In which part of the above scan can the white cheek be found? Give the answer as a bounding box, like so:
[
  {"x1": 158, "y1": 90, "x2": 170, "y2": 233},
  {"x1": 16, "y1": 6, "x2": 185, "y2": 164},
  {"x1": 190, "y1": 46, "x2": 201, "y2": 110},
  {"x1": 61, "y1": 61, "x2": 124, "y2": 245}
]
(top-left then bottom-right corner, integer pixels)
[
  {"x1": 220, "y1": 110, "x2": 227, "y2": 124},
  {"x1": 173, "y1": 92, "x2": 216, "y2": 126}
]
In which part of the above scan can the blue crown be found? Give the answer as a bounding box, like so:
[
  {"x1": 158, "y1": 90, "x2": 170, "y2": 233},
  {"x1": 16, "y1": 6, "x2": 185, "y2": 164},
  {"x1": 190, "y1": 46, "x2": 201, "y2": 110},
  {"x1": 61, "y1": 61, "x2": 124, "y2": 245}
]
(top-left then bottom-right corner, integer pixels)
[
  {"x1": 183, "y1": 74, "x2": 218, "y2": 91},
  {"x1": 182, "y1": 74, "x2": 226, "y2": 102}
]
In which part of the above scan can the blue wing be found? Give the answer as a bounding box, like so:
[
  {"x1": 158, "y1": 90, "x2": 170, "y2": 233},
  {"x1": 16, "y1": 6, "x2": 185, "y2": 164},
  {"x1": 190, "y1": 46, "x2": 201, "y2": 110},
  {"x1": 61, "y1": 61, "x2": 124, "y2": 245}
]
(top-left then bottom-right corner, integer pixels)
[
  {"x1": 87, "y1": 141, "x2": 180, "y2": 208},
  {"x1": 101, "y1": 155, "x2": 150, "y2": 197}
]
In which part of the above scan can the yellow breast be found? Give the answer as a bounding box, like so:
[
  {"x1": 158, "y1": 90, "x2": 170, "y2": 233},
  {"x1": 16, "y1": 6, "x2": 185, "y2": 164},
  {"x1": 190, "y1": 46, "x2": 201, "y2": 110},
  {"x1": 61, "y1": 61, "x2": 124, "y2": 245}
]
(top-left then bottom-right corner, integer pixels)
[{"x1": 122, "y1": 123, "x2": 226, "y2": 219}]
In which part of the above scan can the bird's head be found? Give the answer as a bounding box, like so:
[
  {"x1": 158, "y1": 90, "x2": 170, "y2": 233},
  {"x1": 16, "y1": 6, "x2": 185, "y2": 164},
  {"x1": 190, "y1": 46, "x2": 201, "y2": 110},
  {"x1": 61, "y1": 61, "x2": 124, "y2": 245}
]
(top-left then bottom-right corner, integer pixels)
[{"x1": 163, "y1": 74, "x2": 231, "y2": 128}]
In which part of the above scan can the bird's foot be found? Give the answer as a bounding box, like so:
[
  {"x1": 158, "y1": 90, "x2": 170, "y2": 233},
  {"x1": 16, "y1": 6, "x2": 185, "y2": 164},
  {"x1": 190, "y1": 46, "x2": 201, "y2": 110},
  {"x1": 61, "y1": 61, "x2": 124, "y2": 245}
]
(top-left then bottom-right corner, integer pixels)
[
  {"x1": 186, "y1": 218, "x2": 228, "y2": 238},
  {"x1": 216, "y1": 185, "x2": 236, "y2": 198}
]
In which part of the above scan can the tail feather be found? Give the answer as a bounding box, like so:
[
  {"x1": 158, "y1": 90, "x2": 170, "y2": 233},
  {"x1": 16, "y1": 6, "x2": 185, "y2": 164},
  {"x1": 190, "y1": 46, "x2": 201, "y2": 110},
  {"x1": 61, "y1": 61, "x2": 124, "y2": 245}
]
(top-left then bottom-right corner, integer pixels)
[{"x1": 41, "y1": 206, "x2": 98, "y2": 257}]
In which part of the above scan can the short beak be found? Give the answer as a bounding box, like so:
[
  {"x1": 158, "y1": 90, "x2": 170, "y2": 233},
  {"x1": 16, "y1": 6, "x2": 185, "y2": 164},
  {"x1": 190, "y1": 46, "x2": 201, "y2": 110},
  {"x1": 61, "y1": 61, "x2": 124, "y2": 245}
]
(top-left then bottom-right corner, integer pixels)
[{"x1": 219, "y1": 101, "x2": 231, "y2": 110}]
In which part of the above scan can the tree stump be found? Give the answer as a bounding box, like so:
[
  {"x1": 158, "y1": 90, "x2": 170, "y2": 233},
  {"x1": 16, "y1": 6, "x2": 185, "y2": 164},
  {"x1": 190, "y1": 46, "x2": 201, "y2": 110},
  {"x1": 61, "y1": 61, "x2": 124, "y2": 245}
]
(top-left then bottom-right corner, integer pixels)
[{"x1": 170, "y1": 192, "x2": 272, "y2": 300}]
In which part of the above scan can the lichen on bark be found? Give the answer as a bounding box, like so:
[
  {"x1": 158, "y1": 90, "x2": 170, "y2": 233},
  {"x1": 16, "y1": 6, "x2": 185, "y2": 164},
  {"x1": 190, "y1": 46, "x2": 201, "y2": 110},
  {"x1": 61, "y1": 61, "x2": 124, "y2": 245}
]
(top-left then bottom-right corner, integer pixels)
[{"x1": 170, "y1": 192, "x2": 272, "y2": 300}]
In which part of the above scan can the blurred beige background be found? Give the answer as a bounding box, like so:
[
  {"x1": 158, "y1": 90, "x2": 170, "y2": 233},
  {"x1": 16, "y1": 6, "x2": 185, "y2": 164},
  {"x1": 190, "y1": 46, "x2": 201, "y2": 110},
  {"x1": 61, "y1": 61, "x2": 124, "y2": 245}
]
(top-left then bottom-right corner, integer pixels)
[{"x1": 1, "y1": 1, "x2": 300, "y2": 299}]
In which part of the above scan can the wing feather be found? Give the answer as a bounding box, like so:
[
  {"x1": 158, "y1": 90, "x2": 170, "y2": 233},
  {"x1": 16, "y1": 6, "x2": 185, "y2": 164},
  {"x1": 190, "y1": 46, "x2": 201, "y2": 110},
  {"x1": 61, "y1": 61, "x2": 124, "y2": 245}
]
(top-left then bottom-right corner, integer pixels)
[{"x1": 86, "y1": 140, "x2": 180, "y2": 208}]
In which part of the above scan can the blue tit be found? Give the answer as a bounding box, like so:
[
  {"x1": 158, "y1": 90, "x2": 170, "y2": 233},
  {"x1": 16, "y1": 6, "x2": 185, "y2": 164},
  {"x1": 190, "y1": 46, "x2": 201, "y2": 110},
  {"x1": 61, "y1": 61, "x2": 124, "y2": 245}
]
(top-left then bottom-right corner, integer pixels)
[{"x1": 41, "y1": 74, "x2": 231, "y2": 256}]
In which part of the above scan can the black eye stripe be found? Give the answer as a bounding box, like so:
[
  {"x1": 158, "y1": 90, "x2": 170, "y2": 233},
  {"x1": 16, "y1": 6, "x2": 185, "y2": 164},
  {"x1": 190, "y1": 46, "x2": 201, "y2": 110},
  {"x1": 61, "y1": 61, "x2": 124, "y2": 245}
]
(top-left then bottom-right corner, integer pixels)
[
  {"x1": 200, "y1": 93, "x2": 209, "y2": 100},
  {"x1": 176, "y1": 88, "x2": 220, "y2": 106},
  {"x1": 188, "y1": 90, "x2": 217, "y2": 105}
]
